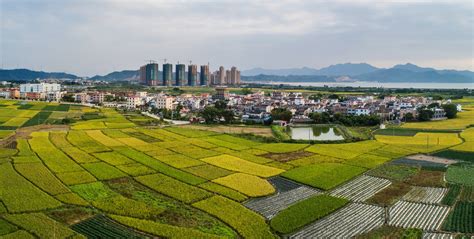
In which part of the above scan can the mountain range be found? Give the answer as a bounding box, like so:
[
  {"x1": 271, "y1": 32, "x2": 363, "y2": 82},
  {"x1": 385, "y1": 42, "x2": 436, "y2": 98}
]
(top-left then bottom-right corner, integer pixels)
[
  {"x1": 0, "y1": 63, "x2": 473, "y2": 83},
  {"x1": 241, "y1": 63, "x2": 474, "y2": 83}
]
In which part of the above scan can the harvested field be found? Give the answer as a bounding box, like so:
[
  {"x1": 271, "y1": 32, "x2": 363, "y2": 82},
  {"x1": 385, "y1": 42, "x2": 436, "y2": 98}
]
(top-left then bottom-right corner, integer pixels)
[
  {"x1": 367, "y1": 182, "x2": 412, "y2": 206},
  {"x1": 406, "y1": 170, "x2": 446, "y2": 187}
]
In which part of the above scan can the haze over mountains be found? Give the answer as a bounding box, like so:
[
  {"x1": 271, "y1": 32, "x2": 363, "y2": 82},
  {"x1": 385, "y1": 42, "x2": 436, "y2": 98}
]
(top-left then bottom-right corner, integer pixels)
[{"x1": 0, "y1": 63, "x2": 473, "y2": 83}]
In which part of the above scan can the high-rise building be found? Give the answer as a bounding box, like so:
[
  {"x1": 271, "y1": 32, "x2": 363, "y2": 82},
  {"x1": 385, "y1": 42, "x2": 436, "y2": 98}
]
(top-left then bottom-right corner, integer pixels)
[
  {"x1": 139, "y1": 63, "x2": 159, "y2": 86},
  {"x1": 200, "y1": 65, "x2": 209, "y2": 86},
  {"x1": 230, "y1": 66, "x2": 238, "y2": 85},
  {"x1": 236, "y1": 70, "x2": 241, "y2": 84},
  {"x1": 188, "y1": 65, "x2": 198, "y2": 86},
  {"x1": 139, "y1": 65, "x2": 146, "y2": 84},
  {"x1": 218, "y1": 66, "x2": 226, "y2": 85},
  {"x1": 225, "y1": 70, "x2": 231, "y2": 84},
  {"x1": 163, "y1": 63, "x2": 173, "y2": 87},
  {"x1": 175, "y1": 64, "x2": 186, "y2": 86}
]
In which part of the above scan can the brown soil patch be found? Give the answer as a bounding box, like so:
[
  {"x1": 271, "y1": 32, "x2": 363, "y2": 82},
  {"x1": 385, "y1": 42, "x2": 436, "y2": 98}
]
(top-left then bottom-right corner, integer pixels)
[
  {"x1": 405, "y1": 170, "x2": 446, "y2": 187},
  {"x1": 262, "y1": 151, "x2": 314, "y2": 162},
  {"x1": 366, "y1": 182, "x2": 412, "y2": 206},
  {"x1": 49, "y1": 207, "x2": 95, "y2": 225}
]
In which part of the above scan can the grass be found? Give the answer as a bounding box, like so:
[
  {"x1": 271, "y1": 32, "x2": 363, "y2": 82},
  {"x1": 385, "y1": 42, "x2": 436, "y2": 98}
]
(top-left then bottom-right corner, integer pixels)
[
  {"x1": 270, "y1": 195, "x2": 348, "y2": 234},
  {"x1": 281, "y1": 163, "x2": 367, "y2": 190},
  {"x1": 200, "y1": 154, "x2": 284, "y2": 178},
  {"x1": 212, "y1": 173, "x2": 275, "y2": 197},
  {"x1": 193, "y1": 195, "x2": 275, "y2": 239}
]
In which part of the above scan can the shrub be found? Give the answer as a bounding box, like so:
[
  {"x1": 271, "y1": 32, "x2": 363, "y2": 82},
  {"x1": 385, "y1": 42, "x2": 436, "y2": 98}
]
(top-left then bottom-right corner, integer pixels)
[{"x1": 270, "y1": 194, "x2": 348, "y2": 234}]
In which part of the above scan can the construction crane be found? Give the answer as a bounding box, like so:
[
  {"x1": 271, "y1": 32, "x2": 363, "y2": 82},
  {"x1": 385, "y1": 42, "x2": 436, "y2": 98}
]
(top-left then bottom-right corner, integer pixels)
[{"x1": 145, "y1": 60, "x2": 156, "y2": 64}]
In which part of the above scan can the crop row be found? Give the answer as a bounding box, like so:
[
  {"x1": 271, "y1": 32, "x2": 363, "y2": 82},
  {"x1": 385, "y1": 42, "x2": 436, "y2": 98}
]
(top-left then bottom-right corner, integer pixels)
[
  {"x1": 330, "y1": 175, "x2": 391, "y2": 202},
  {"x1": 290, "y1": 203, "x2": 384, "y2": 238},
  {"x1": 245, "y1": 185, "x2": 320, "y2": 219},
  {"x1": 402, "y1": 186, "x2": 448, "y2": 204},
  {"x1": 442, "y1": 202, "x2": 474, "y2": 233},
  {"x1": 388, "y1": 200, "x2": 450, "y2": 230}
]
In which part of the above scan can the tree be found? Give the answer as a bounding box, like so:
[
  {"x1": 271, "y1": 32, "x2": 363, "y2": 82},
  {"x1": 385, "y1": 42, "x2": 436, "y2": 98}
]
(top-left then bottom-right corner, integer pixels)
[
  {"x1": 442, "y1": 104, "x2": 458, "y2": 119},
  {"x1": 309, "y1": 112, "x2": 330, "y2": 124},
  {"x1": 404, "y1": 112, "x2": 415, "y2": 122},
  {"x1": 105, "y1": 95, "x2": 114, "y2": 102},
  {"x1": 214, "y1": 100, "x2": 227, "y2": 110},
  {"x1": 271, "y1": 108, "x2": 292, "y2": 122},
  {"x1": 428, "y1": 102, "x2": 440, "y2": 108},
  {"x1": 199, "y1": 107, "x2": 220, "y2": 124},
  {"x1": 417, "y1": 107, "x2": 434, "y2": 121},
  {"x1": 61, "y1": 94, "x2": 75, "y2": 102},
  {"x1": 241, "y1": 88, "x2": 252, "y2": 95}
]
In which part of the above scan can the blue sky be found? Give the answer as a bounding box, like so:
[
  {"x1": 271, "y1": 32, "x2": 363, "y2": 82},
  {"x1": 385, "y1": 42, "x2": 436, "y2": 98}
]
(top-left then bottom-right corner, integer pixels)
[{"x1": 1, "y1": 0, "x2": 473, "y2": 76}]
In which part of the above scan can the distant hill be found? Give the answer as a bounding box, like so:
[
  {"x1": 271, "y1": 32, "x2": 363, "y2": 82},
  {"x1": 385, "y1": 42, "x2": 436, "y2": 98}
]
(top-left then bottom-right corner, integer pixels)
[
  {"x1": 90, "y1": 70, "x2": 139, "y2": 81},
  {"x1": 242, "y1": 63, "x2": 474, "y2": 83},
  {"x1": 242, "y1": 63, "x2": 379, "y2": 76},
  {"x1": 0, "y1": 69, "x2": 79, "y2": 81}
]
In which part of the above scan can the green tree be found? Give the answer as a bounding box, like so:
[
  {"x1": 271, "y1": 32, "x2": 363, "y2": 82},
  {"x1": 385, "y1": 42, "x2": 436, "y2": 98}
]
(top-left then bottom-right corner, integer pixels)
[
  {"x1": 404, "y1": 112, "x2": 415, "y2": 122},
  {"x1": 442, "y1": 104, "x2": 458, "y2": 119},
  {"x1": 199, "y1": 107, "x2": 220, "y2": 124},
  {"x1": 271, "y1": 108, "x2": 292, "y2": 122},
  {"x1": 417, "y1": 107, "x2": 434, "y2": 121}
]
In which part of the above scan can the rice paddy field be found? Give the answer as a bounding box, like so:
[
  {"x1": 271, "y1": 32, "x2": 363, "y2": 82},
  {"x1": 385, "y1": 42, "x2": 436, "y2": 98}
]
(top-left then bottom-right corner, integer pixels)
[{"x1": 1, "y1": 99, "x2": 473, "y2": 238}]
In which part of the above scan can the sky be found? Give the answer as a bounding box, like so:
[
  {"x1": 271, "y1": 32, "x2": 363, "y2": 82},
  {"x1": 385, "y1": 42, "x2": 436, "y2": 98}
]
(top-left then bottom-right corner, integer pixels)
[{"x1": 1, "y1": 0, "x2": 473, "y2": 76}]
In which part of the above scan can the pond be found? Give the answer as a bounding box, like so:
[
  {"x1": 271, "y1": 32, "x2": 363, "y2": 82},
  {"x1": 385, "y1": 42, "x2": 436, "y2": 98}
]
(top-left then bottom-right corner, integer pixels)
[{"x1": 289, "y1": 126, "x2": 345, "y2": 141}]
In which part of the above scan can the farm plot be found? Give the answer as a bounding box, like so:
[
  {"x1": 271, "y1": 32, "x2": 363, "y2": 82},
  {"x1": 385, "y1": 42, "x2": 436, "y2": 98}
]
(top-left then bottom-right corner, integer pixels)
[
  {"x1": 3, "y1": 213, "x2": 83, "y2": 238},
  {"x1": 268, "y1": 176, "x2": 303, "y2": 192},
  {"x1": 193, "y1": 195, "x2": 275, "y2": 239},
  {"x1": 255, "y1": 143, "x2": 309, "y2": 154},
  {"x1": 388, "y1": 200, "x2": 450, "y2": 230},
  {"x1": 402, "y1": 186, "x2": 448, "y2": 204},
  {"x1": 68, "y1": 130, "x2": 110, "y2": 153},
  {"x1": 422, "y1": 232, "x2": 455, "y2": 239},
  {"x1": 446, "y1": 164, "x2": 474, "y2": 186},
  {"x1": 244, "y1": 186, "x2": 321, "y2": 219},
  {"x1": 330, "y1": 175, "x2": 391, "y2": 202},
  {"x1": 71, "y1": 215, "x2": 149, "y2": 239},
  {"x1": 289, "y1": 203, "x2": 384, "y2": 238},
  {"x1": 212, "y1": 173, "x2": 275, "y2": 197},
  {"x1": 281, "y1": 163, "x2": 367, "y2": 190},
  {"x1": 442, "y1": 202, "x2": 474, "y2": 233},
  {"x1": 200, "y1": 154, "x2": 284, "y2": 178},
  {"x1": 0, "y1": 163, "x2": 61, "y2": 212}
]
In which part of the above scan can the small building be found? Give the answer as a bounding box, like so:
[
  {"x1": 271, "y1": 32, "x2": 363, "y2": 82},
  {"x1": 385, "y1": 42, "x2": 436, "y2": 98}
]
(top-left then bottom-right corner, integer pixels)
[{"x1": 214, "y1": 87, "x2": 229, "y2": 100}]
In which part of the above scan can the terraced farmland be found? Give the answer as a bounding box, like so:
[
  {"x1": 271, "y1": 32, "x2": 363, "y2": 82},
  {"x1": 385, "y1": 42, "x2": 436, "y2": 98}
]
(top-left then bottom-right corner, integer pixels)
[
  {"x1": 1, "y1": 99, "x2": 473, "y2": 238},
  {"x1": 290, "y1": 203, "x2": 384, "y2": 238},
  {"x1": 388, "y1": 201, "x2": 451, "y2": 230},
  {"x1": 330, "y1": 175, "x2": 391, "y2": 202}
]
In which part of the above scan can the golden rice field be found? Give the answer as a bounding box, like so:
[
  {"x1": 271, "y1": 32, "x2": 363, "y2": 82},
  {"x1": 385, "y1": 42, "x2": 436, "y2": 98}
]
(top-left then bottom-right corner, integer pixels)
[{"x1": 402, "y1": 108, "x2": 474, "y2": 130}]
